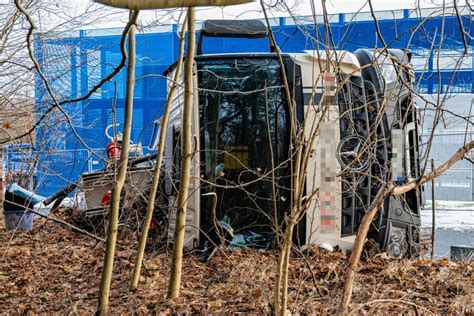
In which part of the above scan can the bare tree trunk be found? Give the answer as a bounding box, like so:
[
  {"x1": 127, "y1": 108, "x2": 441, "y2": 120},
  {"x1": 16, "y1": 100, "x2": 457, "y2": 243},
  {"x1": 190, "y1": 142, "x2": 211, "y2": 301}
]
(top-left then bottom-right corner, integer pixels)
[
  {"x1": 338, "y1": 183, "x2": 392, "y2": 314},
  {"x1": 97, "y1": 10, "x2": 137, "y2": 315},
  {"x1": 338, "y1": 140, "x2": 473, "y2": 314},
  {"x1": 130, "y1": 17, "x2": 187, "y2": 291},
  {"x1": 259, "y1": 2, "x2": 304, "y2": 313},
  {"x1": 279, "y1": 223, "x2": 294, "y2": 315},
  {"x1": 167, "y1": 6, "x2": 195, "y2": 300},
  {"x1": 273, "y1": 248, "x2": 283, "y2": 314}
]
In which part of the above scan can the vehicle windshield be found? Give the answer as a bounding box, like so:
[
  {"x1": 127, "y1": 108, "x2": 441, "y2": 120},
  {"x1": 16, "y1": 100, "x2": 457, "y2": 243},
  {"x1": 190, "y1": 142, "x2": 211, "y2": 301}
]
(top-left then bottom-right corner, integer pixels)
[{"x1": 198, "y1": 57, "x2": 290, "y2": 239}]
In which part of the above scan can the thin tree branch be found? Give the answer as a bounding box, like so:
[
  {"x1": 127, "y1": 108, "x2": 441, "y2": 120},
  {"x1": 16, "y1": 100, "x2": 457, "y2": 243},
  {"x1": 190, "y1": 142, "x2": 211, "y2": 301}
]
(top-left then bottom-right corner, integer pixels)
[{"x1": 392, "y1": 140, "x2": 474, "y2": 195}]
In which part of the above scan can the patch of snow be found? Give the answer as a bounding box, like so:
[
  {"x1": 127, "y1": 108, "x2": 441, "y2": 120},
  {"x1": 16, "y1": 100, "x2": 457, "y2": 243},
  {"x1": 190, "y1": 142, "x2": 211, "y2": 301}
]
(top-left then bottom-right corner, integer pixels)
[
  {"x1": 421, "y1": 205, "x2": 474, "y2": 231},
  {"x1": 424, "y1": 199, "x2": 474, "y2": 211}
]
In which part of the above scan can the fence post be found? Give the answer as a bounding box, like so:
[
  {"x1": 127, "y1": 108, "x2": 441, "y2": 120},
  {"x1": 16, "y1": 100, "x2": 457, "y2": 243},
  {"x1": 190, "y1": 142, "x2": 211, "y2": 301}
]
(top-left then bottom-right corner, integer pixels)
[{"x1": 431, "y1": 159, "x2": 435, "y2": 259}]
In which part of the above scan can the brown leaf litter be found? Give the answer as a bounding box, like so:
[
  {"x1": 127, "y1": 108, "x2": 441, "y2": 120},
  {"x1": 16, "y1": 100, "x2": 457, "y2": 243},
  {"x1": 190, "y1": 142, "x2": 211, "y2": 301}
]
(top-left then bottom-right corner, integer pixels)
[{"x1": 0, "y1": 210, "x2": 472, "y2": 314}]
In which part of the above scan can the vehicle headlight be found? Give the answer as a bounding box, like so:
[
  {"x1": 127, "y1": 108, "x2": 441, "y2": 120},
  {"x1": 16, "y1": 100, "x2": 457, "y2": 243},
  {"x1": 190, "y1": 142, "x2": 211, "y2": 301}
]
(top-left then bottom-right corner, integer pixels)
[{"x1": 387, "y1": 226, "x2": 407, "y2": 258}]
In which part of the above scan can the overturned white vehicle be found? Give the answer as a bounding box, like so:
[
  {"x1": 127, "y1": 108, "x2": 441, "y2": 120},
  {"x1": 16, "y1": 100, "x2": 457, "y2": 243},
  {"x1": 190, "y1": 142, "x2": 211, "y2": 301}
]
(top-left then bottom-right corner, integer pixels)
[{"x1": 161, "y1": 20, "x2": 422, "y2": 258}]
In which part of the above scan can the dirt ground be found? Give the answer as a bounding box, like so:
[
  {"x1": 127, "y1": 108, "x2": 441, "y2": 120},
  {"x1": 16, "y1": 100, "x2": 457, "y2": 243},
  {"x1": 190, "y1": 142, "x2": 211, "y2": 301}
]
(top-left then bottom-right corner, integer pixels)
[{"x1": 0, "y1": 211, "x2": 472, "y2": 314}]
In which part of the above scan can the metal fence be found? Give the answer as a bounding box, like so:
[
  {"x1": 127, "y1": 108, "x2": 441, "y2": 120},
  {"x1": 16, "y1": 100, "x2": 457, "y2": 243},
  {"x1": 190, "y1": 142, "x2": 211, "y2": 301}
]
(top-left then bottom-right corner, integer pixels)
[{"x1": 418, "y1": 95, "x2": 473, "y2": 201}]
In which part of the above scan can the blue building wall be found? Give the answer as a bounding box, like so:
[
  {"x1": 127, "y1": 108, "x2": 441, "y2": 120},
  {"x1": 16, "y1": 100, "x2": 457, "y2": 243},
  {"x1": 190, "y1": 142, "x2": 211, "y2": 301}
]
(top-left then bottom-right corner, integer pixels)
[{"x1": 34, "y1": 7, "x2": 473, "y2": 196}]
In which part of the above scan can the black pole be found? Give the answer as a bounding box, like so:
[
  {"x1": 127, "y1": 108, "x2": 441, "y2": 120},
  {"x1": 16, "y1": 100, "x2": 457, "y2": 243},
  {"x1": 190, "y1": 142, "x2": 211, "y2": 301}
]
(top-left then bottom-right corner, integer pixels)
[{"x1": 431, "y1": 159, "x2": 435, "y2": 259}]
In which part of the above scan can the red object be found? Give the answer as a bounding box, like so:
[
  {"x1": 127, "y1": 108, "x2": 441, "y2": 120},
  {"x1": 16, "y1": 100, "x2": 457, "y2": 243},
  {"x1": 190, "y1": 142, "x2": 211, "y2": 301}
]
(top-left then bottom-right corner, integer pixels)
[
  {"x1": 149, "y1": 219, "x2": 158, "y2": 229},
  {"x1": 101, "y1": 190, "x2": 112, "y2": 206},
  {"x1": 106, "y1": 142, "x2": 121, "y2": 158}
]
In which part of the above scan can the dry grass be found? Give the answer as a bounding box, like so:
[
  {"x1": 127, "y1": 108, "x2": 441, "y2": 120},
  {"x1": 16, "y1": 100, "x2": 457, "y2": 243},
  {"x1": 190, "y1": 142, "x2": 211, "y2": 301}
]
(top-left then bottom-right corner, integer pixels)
[{"x1": 0, "y1": 210, "x2": 472, "y2": 314}]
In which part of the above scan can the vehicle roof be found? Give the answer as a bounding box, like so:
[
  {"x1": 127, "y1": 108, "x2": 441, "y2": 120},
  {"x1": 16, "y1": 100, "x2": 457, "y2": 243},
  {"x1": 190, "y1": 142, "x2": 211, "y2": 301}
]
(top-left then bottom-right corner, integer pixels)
[{"x1": 163, "y1": 51, "x2": 361, "y2": 76}]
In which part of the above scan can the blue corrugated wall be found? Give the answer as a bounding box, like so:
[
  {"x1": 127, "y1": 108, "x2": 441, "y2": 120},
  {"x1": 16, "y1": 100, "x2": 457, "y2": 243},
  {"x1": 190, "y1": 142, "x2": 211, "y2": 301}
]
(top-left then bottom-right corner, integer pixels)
[{"x1": 34, "y1": 8, "x2": 473, "y2": 196}]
